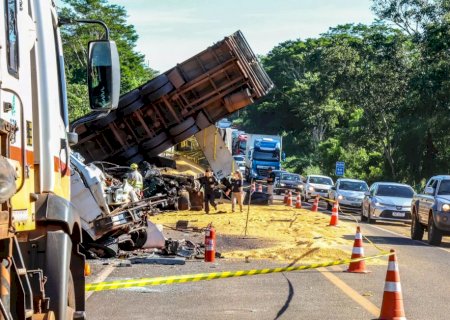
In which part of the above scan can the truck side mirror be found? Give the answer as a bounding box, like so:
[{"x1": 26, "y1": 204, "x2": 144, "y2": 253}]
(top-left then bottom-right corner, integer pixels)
[
  {"x1": 88, "y1": 40, "x2": 120, "y2": 111},
  {"x1": 424, "y1": 186, "x2": 434, "y2": 195}
]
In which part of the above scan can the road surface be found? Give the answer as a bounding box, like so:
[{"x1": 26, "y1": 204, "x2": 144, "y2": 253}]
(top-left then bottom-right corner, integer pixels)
[{"x1": 85, "y1": 200, "x2": 450, "y2": 319}]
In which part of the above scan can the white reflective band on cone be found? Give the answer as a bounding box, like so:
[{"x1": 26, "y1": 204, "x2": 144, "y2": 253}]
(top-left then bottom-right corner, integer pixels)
[
  {"x1": 384, "y1": 281, "x2": 402, "y2": 292},
  {"x1": 355, "y1": 233, "x2": 362, "y2": 240},
  {"x1": 387, "y1": 261, "x2": 399, "y2": 271},
  {"x1": 352, "y1": 247, "x2": 364, "y2": 255}
]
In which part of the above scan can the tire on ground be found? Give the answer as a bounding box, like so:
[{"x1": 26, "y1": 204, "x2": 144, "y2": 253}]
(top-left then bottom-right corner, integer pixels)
[
  {"x1": 169, "y1": 117, "x2": 195, "y2": 136},
  {"x1": 172, "y1": 125, "x2": 200, "y2": 144},
  {"x1": 141, "y1": 132, "x2": 169, "y2": 150},
  {"x1": 410, "y1": 208, "x2": 424, "y2": 240},
  {"x1": 141, "y1": 74, "x2": 169, "y2": 96},
  {"x1": 118, "y1": 89, "x2": 140, "y2": 109},
  {"x1": 145, "y1": 82, "x2": 174, "y2": 103},
  {"x1": 428, "y1": 213, "x2": 443, "y2": 246}
]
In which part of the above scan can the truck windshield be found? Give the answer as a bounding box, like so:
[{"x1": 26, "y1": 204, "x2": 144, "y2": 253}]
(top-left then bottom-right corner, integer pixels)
[
  {"x1": 339, "y1": 181, "x2": 368, "y2": 192},
  {"x1": 438, "y1": 180, "x2": 450, "y2": 195},
  {"x1": 253, "y1": 150, "x2": 279, "y2": 161},
  {"x1": 376, "y1": 185, "x2": 414, "y2": 198},
  {"x1": 282, "y1": 174, "x2": 300, "y2": 181},
  {"x1": 309, "y1": 177, "x2": 333, "y2": 185}
]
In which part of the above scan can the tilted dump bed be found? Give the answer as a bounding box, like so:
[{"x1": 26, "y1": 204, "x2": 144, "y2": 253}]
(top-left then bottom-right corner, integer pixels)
[{"x1": 73, "y1": 31, "x2": 273, "y2": 164}]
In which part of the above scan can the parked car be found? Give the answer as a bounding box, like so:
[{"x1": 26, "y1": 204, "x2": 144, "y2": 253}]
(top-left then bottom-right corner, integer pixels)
[
  {"x1": 233, "y1": 155, "x2": 246, "y2": 175},
  {"x1": 302, "y1": 175, "x2": 334, "y2": 201},
  {"x1": 362, "y1": 182, "x2": 414, "y2": 224},
  {"x1": 328, "y1": 178, "x2": 368, "y2": 212},
  {"x1": 411, "y1": 175, "x2": 450, "y2": 246},
  {"x1": 275, "y1": 172, "x2": 303, "y2": 195}
]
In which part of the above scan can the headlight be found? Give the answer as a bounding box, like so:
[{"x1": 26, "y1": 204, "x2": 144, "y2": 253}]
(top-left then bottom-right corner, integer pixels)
[
  {"x1": 337, "y1": 195, "x2": 343, "y2": 200},
  {"x1": 374, "y1": 201, "x2": 381, "y2": 206},
  {"x1": 308, "y1": 186, "x2": 314, "y2": 192},
  {"x1": 299, "y1": 185, "x2": 304, "y2": 189},
  {"x1": 443, "y1": 204, "x2": 450, "y2": 212},
  {"x1": 280, "y1": 183, "x2": 286, "y2": 187}
]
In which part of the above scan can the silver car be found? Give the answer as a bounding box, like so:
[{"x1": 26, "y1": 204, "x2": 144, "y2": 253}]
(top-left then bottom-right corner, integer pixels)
[
  {"x1": 328, "y1": 178, "x2": 368, "y2": 212},
  {"x1": 303, "y1": 175, "x2": 334, "y2": 201},
  {"x1": 362, "y1": 182, "x2": 415, "y2": 223}
]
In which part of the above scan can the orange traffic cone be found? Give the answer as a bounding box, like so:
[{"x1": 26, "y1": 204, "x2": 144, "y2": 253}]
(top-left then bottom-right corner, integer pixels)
[
  {"x1": 379, "y1": 249, "x2": 406, "y2": 320},
  {"x1": 295, "y1": 193, "x2": 302, "y2": 209},
  {"x1": 311, "y1": 196, "x2": 319, "y2": 212},
  {"x1": 283, "y1": 190, "x2": 288, "y2": 204},
  {"x1": 286, "y1": 191, "x2": 293, "y2": 207},
  {"x1": 346, "y1": 226, "x2": 369, "y2": 273},
  {"x1": 329, "y1": 201, "x2": 339, "y2": 226},
  {"x1": 257, "y1": 184, "x2": 263, "y2": 192}
]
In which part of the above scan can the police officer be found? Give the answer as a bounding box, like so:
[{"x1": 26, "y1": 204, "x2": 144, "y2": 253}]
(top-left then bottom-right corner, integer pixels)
[
  {"x1": 198, "y1": 168, "x2": 218, "y2": 214},
  {"x1": 266, "y1": 167, "x2": 275, "y2": 205}
]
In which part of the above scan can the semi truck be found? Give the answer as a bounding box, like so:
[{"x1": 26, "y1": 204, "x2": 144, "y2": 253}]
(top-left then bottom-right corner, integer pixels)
[
  {"x1": 244, "y1": 134, "x2": 283, "y2": 181},
  {"x1": 0, "y1": 0, "x2": 121, "y2": 318},
  {"x1": 72, "y1": 31, "x2": 273, "y2": 166}
]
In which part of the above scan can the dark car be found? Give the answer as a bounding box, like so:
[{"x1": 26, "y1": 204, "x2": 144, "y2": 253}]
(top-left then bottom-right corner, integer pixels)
[{"x1": 275, "y1": 172, "x2": 303, "y2": 195}]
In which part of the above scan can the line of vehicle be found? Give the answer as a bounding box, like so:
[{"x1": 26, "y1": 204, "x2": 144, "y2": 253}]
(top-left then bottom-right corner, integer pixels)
[
  {"x1": 317, "y1": 266, "x2": 380, "y2": 317},
  {"x1": 85, "y1": 265, "x2": 115, "y2": 300}
]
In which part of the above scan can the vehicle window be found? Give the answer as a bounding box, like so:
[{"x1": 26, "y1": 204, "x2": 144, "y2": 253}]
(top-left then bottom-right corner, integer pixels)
[
  {"x1": 309, "y1": 177, "x2": 333, "y2": 185},
  {"x1": 281, "y1": 174, "x2": 300, "y2": 181},
  {"x1": 437, "y1": 180, "x2": 450, "y2": 195},
  {"x1": 233, "y1": 156, "x2": 244, "y2": 162},
  {"x1": 375, "y1": 185, "x2": 414, "y2": 198},
  {"x1": 6, "y1": 0, "x2": 19, "y2": 75},
  {"x1": 370, "y1": 184, "x2": 377, "y2": 196},
  {"x1": 339, "y1": 181, "x2": 368, "y2": 192}
]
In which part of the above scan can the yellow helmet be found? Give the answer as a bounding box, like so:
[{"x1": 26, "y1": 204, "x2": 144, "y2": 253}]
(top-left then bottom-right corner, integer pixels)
[{"x1": 130, "y1": 163, "x2": 138, "y2": 170}]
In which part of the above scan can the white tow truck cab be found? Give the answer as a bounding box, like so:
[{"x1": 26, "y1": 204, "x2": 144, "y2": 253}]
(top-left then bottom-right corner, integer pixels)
[{"x1": 0, "y1": 0, "x2": 120, "y2": 318}]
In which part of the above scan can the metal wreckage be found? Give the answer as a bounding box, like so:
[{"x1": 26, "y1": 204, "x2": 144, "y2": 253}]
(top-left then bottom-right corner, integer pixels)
[{"x1": 70, "y1": 31, "x2": 273, "y2": 258}]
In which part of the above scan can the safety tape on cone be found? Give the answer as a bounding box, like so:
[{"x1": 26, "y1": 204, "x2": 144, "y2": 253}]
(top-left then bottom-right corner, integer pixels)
[{"x1": 85, "y1": 251, "x2": 394, "y2": 292}]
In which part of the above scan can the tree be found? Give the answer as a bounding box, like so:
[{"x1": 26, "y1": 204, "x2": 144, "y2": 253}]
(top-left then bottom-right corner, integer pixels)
[{"x1": 58, "y1": 0, "x2": 158, "y2": 121}]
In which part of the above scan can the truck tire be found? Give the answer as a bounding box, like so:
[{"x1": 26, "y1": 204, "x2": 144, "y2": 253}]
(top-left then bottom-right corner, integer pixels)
[
  {"x1": 428, "y1": 213, "x2": 443, "y2": 246},
  {"x1": 169, "y1": 117, "x2": 195, "y2": 136},
  {"x1": 141, "y1": 74, "x2": 169, "y2": 96},
  {"x1": 146, "y1": 140, "x2": 173, "y2": 157},
  {"x1": 178, "y1": 190, "x2": 190, "y2": 210},
  {"x1": 141, "y1": 132, "x2": 169, "y2": 150},
  {"x1": 411, "y1": 208, "x2": 424, "y2": 240},
  {"x1": 172, "y1": 125, "x2": 200, "y2": 144},
  {"x1": 119, "y1": 98, "x2": 145, "y2": 117},
  {"x1": 118, "y1": 89, "x2": 140, "y2": 108},
  {"x1": 195, "y1": 111, "x2": 212, "y2": 129},
  {"x1": 145, "y1": 82, "x2": 174, "y2": 102}
]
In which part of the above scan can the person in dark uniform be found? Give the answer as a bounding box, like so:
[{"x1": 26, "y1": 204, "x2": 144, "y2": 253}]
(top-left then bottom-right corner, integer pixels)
[
  {"x1": 198, "y1": 168, "x2": 218, "y2": 214},
  {"x1": 230, "y1": 170, "x2": 244, "y2": 212},
  {"x1": 266, "y1": 167, "x2": 275, "y2": 205}
]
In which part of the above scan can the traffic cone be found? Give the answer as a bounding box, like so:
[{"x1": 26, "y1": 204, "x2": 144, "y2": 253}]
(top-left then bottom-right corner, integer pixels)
[
  {"x1": 346, "y1": 226, "x2": 369, "y2": 273},
  {"x1": 286, "y1": 191, "x2": 293, "y2": 207},
  {"x1": 329, "y1": 201, "x2": 339, "y2": 226},
  {"x1": 379, "y1": 249, "x2": 406, "y2": 320},
  {"x1": 283, "y1": 190, "x2": 288, "y2": 204},
  {"x1": 257, "y1": 184, "x2": 262, "y2": 192},
  {"x1": 311, "y1": 196, "x2": 319, "y2": 212},
  {"x1": 295, "y1": 193, "x2": 302, "y2": 209}
]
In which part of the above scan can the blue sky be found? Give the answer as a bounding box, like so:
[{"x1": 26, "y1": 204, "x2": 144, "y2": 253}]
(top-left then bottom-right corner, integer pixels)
[{"x1": 63, "y1": 0, "x2": 376, "y2": 72}]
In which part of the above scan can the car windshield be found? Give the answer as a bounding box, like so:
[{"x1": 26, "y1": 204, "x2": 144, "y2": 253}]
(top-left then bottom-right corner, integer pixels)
[
  {"x1": 282, "y1": 174, "x2": 300, "y2": 181},
  {"x1": 309, "y1": 177, "x2": 333, "y2": 185},
  {"x1": 234, "y1": 156, "x2": 244, "y2": 162},
  {"x1": 339, "y1": 181, "x2": 368, "y2": 192},
  {"x1": 376, "y1": 185, "x2": 414, "y2": 198},
  {"x1": 438, "y1": 180, "x2": 450, "y2": 195}
]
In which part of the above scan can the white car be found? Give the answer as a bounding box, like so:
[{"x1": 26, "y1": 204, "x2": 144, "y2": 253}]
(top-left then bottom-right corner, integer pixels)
[
  {"x1": 233, "y1": 155, "x2": 246, "y2": 175},
  {"x1": 303, "y1": 175, "x2": 334, "y2": 201},
  {"x1": 328, "y1": 178, "x2": 368, "y2": 212}
]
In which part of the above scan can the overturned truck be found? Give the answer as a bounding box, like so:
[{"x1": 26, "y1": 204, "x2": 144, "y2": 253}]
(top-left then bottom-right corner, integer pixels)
[{"x1": 73, "y1": 30, "x2": 273, "y2": 165}]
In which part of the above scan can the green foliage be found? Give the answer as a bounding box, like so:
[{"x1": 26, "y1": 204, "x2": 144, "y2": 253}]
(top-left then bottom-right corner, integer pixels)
[{"x1": 58, "y1": 0, "x2": 158, "y2": 121}]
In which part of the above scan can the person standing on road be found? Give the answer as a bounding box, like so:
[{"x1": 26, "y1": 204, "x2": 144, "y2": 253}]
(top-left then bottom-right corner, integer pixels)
[
  {"x1": 127, "y1": 163, "x2": 143, "y2": 202},
  {"x1": 266, "y1": 167, "x2": 275, "y2": 205},
  {"x1": 198, "y1": 168, "x2": 218, "y2": 214},
  {"x1": 230, "y1": 171, "x2": 244, "y2": 212}
]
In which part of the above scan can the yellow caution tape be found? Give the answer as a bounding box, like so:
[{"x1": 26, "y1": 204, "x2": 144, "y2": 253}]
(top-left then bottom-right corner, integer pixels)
[{"x1": 85, "y1": 251, "x2": 393, "y2": 292}]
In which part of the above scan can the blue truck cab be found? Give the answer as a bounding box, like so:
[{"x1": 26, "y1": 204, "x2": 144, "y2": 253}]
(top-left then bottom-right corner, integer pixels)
[{"x1": 246, "y1": 137, "x2": 283, "y2": 181}]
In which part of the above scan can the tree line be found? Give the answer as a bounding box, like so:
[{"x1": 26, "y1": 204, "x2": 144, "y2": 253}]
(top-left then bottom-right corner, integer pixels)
[{"x1": 237, "y1": 0, "x2": 450, "y2": 188}]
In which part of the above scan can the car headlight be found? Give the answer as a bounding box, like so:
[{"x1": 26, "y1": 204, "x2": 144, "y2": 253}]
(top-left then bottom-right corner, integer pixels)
[
  {"x1": 308, "y1": 186, "x2": 314, "y2": 192},
  {"x1": 299, "y1": 185, "x2": 304, "y2": 189},
  {"x1": 374, "y1": 201, "x2": 381, "y2": 206},
  {"x1": 337, "y1": 194, "x2": 344, "y2": 200},
  {"x1": 280, "y1": 183, "x2": 286, "y2": 187},
  {"x1": 443, "y1": 204, "x2": 450, "y2": 212}
]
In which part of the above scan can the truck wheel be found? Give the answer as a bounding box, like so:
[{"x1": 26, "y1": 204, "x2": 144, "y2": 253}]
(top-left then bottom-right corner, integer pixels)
[
  {"x1": 141, "y1": 132, "x2": 169, "y2": 150},
  {"x1": 141, "y1": 74, "x2": 169, "y2": 96},
  {"x1": 195, "y1": 111, "x2": 212, "y2": 129},
  {"x1": 172, "y1": 125, "x2": 200, "y2": 144},
  {"x1": 119, "y1": 98, "x2": 145, "y2": 116},
  {"x1": 428, "y1": 214, "x2": 443, "y2": 246},
  {"x1": 146, "y1": 140, "x2": 173, "y2": 157},
  {"x1": 411, "y1": 208, "x2": 424, "y2": 240},
  {"x1": 169, "y1": 117, "x2": 195, "y2": 136},
  {"x1": 118, "y1": 89, "x2": 140, "y2": 108},
  {"x1": 145, "y1": 82, "x2": 174, "y2": 102}
]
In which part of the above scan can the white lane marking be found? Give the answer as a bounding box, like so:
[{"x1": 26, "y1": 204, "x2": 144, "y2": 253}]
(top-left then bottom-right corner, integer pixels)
[{"x1": 85, "y1": 265, "x2": 115, "y2": 300}]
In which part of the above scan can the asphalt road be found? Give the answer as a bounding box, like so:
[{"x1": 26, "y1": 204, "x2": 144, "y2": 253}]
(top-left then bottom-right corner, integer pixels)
[{"x1": 85, "y1": 199, "x2": 450, "y2": 320}]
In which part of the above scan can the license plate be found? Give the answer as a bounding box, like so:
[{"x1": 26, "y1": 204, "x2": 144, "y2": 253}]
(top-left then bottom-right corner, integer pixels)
[{"x1": 392, "y1": 211, "x2": 405, "y2": 217}]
